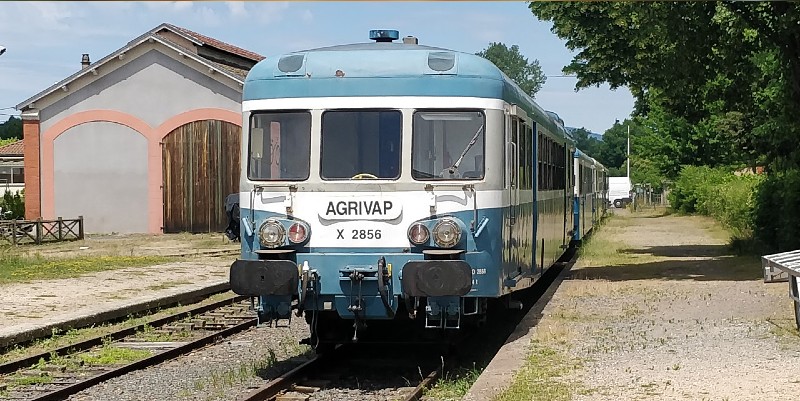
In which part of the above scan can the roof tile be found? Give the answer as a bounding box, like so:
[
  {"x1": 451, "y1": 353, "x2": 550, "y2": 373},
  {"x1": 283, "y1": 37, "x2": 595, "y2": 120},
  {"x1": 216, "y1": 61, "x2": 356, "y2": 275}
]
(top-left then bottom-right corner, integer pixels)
[
  {"x1": 0, "y1": 140, "x2": 23, "y2": 156},
  {"x1": 164, "y1": 23, "x2": 265, "y2": 62}
]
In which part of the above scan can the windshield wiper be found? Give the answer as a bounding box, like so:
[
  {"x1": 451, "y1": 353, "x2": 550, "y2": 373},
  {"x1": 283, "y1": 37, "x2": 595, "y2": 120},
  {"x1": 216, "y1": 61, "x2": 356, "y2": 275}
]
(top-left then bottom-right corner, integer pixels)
[{"x1": 445, "y1": 125, "x2": 484, "y2": 175}]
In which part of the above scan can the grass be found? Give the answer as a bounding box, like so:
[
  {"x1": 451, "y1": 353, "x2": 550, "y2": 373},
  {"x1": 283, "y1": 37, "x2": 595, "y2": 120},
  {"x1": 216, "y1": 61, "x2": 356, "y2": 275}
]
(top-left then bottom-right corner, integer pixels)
[
  {"x1": 144, "y1": 280, "x2": 193, "y2": 291},
  {"x1": 425, "y1": 366, "x2": 483, "y2": 400},
  {"x1": 78, "y1": 339, "x2": 152, "y2": 366},
  {"x1": 9, "y1": 373, "x2": 53, "y2": 386},
  {"x1": 189, "y1": 349, "x2": 280, "y2": 399},
  {"x1": 183, "y1": 337, "x2": 312, "y2": 400},
  {"x1": 493, "y1": 341, "x2": 581, "y2": 401},
  {"x1": 0, "y1": 250, "x2": 173, "y2": 284}
]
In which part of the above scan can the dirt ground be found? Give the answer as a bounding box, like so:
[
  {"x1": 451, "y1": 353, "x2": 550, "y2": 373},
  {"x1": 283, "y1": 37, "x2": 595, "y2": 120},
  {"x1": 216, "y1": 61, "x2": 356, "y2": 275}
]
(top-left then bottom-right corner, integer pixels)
[
  {"x1": 14, "y1": 232, "x2": 238, "y2": 259},
  {"x1": 0, "y1": 233, "x2": 238, "y2": 339},
  {"x1": 534, "y1": 208, "x2": 800, "y2": 400}
]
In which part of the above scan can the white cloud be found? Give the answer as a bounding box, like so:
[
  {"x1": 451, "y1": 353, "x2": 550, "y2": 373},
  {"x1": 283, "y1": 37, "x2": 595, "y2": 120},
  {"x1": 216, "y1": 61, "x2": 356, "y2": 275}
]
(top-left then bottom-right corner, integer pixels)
[
  {"x1": 145, "y1": 2, "x2": 194, "y2": 12},
  {"x1": 253, "y1": 2, "x2": 290, "y2": 25},
  {"x1": 300, "y1": 9, "x2": 314, "y2": 23},
  {"x1": 195, "y1": 5, "x2": 223, "y2": 27},
  {"x1": 227, "y1": 1, "x2": 247, "y2": 18}
]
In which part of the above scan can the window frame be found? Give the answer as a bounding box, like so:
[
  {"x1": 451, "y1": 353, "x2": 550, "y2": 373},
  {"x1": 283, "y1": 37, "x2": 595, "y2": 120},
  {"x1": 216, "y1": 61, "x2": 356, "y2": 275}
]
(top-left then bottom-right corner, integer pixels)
[
  {"x1": 410, "y1": 109, "x2": 487, "y2": 181},
  {"x1": 247, "y1": 110, "x2": 312, "y2": 182},
  {"x1": 319, "y1": 108, "x2": 403, "y2": 181}
]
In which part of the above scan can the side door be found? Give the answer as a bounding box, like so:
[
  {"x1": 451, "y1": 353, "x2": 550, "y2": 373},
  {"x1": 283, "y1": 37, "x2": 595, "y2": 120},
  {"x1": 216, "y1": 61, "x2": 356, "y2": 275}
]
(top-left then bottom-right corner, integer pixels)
[{"x1": 504, "y1": 105, "x2": 530, "y2": 281}]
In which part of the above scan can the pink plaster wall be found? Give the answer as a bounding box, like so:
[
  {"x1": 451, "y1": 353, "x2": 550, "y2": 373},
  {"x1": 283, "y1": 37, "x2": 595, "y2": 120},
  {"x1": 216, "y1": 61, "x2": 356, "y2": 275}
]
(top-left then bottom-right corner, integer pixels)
[{"x1": 40, "y1": 108, "x2": 241, "y2": 233}]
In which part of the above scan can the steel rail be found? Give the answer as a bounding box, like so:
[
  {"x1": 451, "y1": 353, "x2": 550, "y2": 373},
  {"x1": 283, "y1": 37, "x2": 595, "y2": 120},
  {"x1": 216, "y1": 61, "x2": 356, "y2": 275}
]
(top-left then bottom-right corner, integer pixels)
[
  {"x1": 0, "y1": 283, "x2": 232, "y2": 350},
  {"x1": 0, "y1": 295, "x2": 246, "y2": 375},
  {"x1": 236, "y1": 354, "x2": 325, "y2": 401},
  {"x1": 402, "y1": 367, "x2": 441, "y2": 401},
  {"x1": 27, "y1": 317, "x2": 257, "y2": 401}
]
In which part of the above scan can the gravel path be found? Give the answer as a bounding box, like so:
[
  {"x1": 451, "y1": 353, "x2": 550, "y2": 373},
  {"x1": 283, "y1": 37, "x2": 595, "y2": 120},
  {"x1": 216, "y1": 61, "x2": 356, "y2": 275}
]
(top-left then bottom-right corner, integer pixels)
[
  {"x1": 534, "y1": 209, "x2": 800, "y2": 400},
  {"x1": 0, "y1": 259, "x2": 230, "y2": 339}
]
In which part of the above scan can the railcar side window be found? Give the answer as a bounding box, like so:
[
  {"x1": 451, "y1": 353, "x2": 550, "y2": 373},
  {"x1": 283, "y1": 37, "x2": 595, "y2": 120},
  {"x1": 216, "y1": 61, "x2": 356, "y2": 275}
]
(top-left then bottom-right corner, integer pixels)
[
  {"x1": 248, "y1": 112, "x2": 311, "y2": 181},
  {"x1": 321, "y1": 110, "x2": 401, "y2": 180},
  {"x1": 412, "y1": 111, "x2": 485, "y2": 180}
]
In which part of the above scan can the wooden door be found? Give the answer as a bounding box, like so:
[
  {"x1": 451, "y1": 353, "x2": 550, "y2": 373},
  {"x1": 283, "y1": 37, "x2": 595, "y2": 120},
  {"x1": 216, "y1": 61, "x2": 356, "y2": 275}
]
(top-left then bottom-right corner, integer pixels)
[{"x1": 162, "y1": 120, "x2": 240, "y2": 233}]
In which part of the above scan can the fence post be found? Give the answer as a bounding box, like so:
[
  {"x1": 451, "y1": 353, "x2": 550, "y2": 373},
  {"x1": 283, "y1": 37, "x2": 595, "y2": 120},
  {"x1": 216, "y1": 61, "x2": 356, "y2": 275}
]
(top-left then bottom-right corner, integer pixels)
[
  {"x1": 57, "y1": 217, "x2": 63, "y2": 241},
  {"x1": 36, "y1": 218, "x2": 43, "y2": 244},
  {"x1": 11, "y1": 219, "x2": 17, "y2": 246},
  {"x1": 78, "y1": 216, "x2": 84, "y2": 240}
]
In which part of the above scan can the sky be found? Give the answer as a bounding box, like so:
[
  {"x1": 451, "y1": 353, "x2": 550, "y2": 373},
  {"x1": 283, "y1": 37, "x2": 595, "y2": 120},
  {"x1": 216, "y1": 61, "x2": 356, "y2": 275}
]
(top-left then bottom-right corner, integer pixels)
[{"x1": 0, "y1": 1, "x2": 634, "y2": 134}]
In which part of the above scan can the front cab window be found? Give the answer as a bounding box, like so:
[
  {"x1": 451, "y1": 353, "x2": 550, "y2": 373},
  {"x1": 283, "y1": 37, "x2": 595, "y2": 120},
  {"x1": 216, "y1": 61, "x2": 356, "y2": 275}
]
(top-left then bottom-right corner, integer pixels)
[
  {"x1": 248, "y1": 112, "x2": 311, "y2": 181},
  {"x1": 412, "y1": 111, "x2": 485, "y2": 180},
  {"x1": 320, "y1": 110, "x2": 402, "y2": 180}
]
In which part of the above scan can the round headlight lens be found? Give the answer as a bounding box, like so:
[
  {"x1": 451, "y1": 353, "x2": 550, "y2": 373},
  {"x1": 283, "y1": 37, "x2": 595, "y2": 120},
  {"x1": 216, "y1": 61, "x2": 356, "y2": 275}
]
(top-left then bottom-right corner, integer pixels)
[
  {"x1": 432, "y1": 219, "x2": 461, "y2": 248},
  {"x1": 288, "y1": 222, "x2": 308, "y2": 243},
  {"x1": 407, "y1": 222, "x2": 430, "y2": 245},
  {"x1": 259, "y1": 220, "x2": 285, "y2": 248}
]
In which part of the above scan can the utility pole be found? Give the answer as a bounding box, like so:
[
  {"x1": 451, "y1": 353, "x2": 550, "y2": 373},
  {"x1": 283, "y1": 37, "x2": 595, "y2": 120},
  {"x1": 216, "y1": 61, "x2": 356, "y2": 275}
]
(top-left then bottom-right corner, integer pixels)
[{"x1": 626, "y1": 124, "x2": 630, "y2": 178}]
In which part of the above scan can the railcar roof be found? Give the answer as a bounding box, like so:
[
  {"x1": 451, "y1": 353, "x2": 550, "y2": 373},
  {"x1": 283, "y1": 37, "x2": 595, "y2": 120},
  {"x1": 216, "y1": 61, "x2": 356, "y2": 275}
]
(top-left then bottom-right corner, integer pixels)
[{"x1": 244, "y1": 40, "x2": 568, "y2": 141}]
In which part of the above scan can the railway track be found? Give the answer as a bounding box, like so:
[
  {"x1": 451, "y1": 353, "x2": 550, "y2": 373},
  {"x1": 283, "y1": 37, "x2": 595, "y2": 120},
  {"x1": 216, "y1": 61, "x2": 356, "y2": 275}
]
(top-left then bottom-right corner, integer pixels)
[
  {"x1": 234, "y1": 250, "x2": 577, "y2": 401},
  {"x1": 237, "y1": 345, "x2": 441, "y2": 401},
  {"x1": 0, "y1": 296, "x2": 256, "y2": 400},
  {"x1": 0, "y1": 283, "x2": 233, "y2": 351}
]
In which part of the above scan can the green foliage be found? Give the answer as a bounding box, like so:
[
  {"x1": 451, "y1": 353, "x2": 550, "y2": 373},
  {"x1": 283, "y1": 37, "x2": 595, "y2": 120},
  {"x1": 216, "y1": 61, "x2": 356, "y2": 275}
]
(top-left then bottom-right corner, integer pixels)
[
  {"x1": 0, "y1": 253, "x2": 173, "y2": 283},
  {"x1": 753, "y1": 170, "x2": 800, "y2": 253},
  {"x1": 476, "y1": 42, "x2": 546, "y2": 98},
  {"x1": 570, "y1": 127, "x2": 602, "y2": 159},
  {"x1": 79, "y1": 340, "x2": 151, "y2": 366},
  {"x1": 705, "y1": 174, "x2": 763, "y2": 241},
  {"x1": 668, "y1": 166, "x2": 762, "y2": 241},
  {"x1": 529, "y1": 2, "x2": 800, "y2": 169},
  {"x1": 0, "y1": 116, "x2": 22, "y2": 140},
  {"x1": 0, "y1": 190, "x2": 25, "y2": 220}
]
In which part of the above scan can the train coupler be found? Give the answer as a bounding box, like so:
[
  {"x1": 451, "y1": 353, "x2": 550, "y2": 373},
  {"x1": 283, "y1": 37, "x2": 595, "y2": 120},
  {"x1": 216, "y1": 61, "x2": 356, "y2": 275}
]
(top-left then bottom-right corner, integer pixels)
[
  {"x1": 424, "y1": 296, "x2": 461, "y2": 329},
  {"x1": 256, "y1": 295, "x2": 292, "y2": 328}
]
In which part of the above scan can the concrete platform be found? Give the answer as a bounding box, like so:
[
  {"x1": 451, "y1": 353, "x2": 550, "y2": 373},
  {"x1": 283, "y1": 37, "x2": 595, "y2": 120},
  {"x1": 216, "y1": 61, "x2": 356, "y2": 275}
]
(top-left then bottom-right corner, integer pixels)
[{"x1": 0, "y1": 260, "x2": 231, "y2": 349}]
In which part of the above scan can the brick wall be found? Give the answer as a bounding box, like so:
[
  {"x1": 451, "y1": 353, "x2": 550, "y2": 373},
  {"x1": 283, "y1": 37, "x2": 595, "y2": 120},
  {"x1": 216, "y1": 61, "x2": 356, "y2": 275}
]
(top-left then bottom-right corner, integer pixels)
[{"x1": 22, "y1": 116, "x2": 40, "y2": 219}]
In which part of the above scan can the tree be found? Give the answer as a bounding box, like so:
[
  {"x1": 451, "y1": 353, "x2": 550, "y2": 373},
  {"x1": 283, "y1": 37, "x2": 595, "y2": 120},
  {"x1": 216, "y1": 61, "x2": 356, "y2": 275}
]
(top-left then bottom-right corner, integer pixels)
[
  {"x1": 0, "y1": 116, "x2": 22, "y2": 140},
  {"x1": 476, "y1": 42, "x2": 546, "y2": 98},
  {"x1": 570, "y1": 127, "x2": 602, "y2": 159},
  {"x1": 529, "y1": 2, "x2": 800, "y2": 168}
]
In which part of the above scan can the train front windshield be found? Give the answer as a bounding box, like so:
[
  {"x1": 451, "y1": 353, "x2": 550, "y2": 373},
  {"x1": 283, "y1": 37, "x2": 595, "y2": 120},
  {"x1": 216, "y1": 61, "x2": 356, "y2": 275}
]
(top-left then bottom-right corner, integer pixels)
[
  {"x1": 246, "y1": 109, "x2": 486, "y2": 181},
  {"x1": 321, "y1": 110, "x2": 402, "y2": 180}
]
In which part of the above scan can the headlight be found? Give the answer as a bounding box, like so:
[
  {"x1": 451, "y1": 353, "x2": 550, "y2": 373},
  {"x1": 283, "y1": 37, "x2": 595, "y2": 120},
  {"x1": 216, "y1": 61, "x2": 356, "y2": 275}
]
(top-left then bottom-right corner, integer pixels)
[
  {"x1": 288, "y1": 222, "x2": 308, "y2": 243},
  {"x1": 432, "y1": 218, "x2": 461, "y2": 248},
  {"x1": 259, "y1": 219, "x2": 285, "y2": 248},
  {"x1": 407, "y1": 222, "x2": 430, "y2": 245}
]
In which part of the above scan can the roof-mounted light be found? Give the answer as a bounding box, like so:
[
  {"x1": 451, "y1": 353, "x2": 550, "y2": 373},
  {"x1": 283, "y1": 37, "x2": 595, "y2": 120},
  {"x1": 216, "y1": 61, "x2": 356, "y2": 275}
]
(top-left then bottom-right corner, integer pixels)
[{"x1": 369, "y1": 30, "x2": 399, "y2": 43}]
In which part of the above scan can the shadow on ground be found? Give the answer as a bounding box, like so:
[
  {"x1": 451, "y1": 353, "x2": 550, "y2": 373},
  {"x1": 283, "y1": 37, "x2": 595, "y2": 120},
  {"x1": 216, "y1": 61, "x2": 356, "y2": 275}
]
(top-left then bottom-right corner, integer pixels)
[
  {"x1": 620, "y1": 244, "x2": 730, "y2": 258},
  {"x1": 569, "y1": 250, "x2": 762, "y2": 282}
]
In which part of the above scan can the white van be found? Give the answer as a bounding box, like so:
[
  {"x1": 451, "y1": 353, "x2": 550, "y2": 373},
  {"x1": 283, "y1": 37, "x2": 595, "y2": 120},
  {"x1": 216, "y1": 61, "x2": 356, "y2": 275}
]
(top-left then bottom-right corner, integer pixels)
[{"x1": 609, "y1": 177, "x2": 632, "y2": 208}]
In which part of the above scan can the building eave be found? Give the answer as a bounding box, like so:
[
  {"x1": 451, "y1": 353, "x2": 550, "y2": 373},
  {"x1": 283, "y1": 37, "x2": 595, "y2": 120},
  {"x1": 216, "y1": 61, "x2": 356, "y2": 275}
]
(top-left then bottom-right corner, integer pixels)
[{"x1": 16, "y1": 33, "x2": 244, "y2": 112}]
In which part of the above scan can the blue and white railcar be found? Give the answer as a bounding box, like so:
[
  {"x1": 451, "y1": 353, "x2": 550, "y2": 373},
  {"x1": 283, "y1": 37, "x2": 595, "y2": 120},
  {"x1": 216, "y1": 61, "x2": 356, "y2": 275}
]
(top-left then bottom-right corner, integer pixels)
[
  {"x1": 572, "y1": 151, "x2": 608, "y2": 243},
  {"x1": 229, "y1": 30, "x2": 575, "y2": 346}
]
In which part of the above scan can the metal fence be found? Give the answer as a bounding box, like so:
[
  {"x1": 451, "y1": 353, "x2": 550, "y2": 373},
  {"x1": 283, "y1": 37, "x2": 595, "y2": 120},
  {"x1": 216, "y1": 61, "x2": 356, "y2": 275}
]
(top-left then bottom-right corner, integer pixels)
[
  {"x1": 0, "y1": 216, "x2": 84, "y2": 245},
  {"x1": 632, "y1": 190, "x2": 669, "y2": 210}
]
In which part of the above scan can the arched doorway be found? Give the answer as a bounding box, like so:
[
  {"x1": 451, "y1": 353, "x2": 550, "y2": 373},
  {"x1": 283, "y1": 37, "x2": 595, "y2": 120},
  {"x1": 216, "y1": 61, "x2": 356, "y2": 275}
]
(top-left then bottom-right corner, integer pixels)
[{"x1": 162, "y1": 119, "x2": 240, "y2": 233}]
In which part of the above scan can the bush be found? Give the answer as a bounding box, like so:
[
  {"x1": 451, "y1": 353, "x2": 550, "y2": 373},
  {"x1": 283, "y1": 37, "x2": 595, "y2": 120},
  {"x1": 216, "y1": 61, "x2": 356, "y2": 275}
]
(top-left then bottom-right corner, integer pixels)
[
  {"x1": 753, "y1": 169, "x2": 800, "y2": 253},
  {"x1": 0, "y1": 190, "x2": 24, "y2": 220},
  {"x1": 669, "y1": 165, "x2": 762, "y2": 243},
  {"x1": 668, "y1": 166, "x2": 730, "y2": 214}
]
